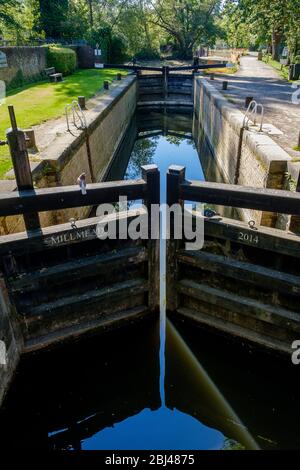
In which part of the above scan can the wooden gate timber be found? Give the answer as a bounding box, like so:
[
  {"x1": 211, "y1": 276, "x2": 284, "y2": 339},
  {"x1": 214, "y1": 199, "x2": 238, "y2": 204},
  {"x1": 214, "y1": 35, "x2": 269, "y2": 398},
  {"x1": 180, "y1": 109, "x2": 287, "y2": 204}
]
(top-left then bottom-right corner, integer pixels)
[
  {"x1": 166, "y1": 166, "x2": 300, "y2": 355},
  {"x1": 0, "y1": 165, "x2": 160, "y2": 353}
]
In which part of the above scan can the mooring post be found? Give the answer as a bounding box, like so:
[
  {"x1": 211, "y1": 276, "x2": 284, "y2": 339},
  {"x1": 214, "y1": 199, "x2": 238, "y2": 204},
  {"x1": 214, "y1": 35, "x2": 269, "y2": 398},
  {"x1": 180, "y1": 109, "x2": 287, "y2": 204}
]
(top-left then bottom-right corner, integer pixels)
[
  {"x1": 141, "y1": 164, "x2": 160, "y2": 311},
  {"x1": 116, "y1": 73, "x2": 122, "y2": 81},
  {"x1": 222, "y1": 81, "x2": 228, "y2": 90},
  {"x1": 78, "y1": 96, "x2": 86, "y2": 110},
  {"x1": 166, "y1": 165, "x2": 186, "y2": 312},
  {"x1": 104, "y1": 80, "x2": 109, "y2": 90},
  {"x1": 6, "y1": 105, "x2": 40, "y2": 232}
]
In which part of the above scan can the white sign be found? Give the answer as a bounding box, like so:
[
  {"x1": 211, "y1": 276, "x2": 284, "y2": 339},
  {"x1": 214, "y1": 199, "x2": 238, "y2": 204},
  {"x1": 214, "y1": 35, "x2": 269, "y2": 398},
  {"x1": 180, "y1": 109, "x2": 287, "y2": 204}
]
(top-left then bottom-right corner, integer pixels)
[
  {"x1": 282, "y1": 47, "x2": 289, "y2": 58},
  {"x1": 0, "y1": 51, "x2": 8, "y2": 69},
  {"x1": 95, "y1": 49, "x2": 102, "y2": 57},
  {"x1": 95, "y1": 63, "x2": 104, "y2": 68}
]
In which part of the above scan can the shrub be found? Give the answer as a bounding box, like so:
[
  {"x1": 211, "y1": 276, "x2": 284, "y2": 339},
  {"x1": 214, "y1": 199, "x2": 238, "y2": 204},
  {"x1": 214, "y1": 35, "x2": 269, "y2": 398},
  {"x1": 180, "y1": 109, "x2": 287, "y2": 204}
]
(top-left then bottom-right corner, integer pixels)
[
  {"x1": 293, "y1": 55, "x2": 300, "y2": 64},
  {"x1": 135, "y1": 47, "x2": 160, "y2": 61},
  {"x1": 47, "y1": 46, "x2": 77, "y2": 74}
]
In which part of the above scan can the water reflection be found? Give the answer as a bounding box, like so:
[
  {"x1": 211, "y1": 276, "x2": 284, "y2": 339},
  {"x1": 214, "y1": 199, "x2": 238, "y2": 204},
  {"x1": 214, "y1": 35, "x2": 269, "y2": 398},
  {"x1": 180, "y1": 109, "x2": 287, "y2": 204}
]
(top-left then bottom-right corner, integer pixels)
[{"x1": 1, "y1": 108, "x2": 297, "y2": 450}]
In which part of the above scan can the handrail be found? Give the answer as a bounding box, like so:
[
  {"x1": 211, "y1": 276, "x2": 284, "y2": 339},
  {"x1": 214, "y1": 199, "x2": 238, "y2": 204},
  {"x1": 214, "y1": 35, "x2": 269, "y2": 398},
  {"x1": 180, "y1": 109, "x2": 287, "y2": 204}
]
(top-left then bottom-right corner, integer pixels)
[
  {"x1": 166, "y1": 166, "x2": 300, "y2": 216},
  {"x1": 179, "y1": 180, "x2": 300, "y2": 215},
  {"x1": 103, "y1": 63, "x2": 227, "y2": 72},
  {"x1": 0, "y1": 179, "x2": 147, "y2": 217}
]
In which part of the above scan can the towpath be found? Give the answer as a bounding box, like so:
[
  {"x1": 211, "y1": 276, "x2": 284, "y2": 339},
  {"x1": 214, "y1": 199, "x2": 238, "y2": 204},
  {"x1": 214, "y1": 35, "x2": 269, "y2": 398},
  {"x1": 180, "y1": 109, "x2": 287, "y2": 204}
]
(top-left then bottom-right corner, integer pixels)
[{"x1": 213, "y1": 53, "x2": 300, "y2": 170}]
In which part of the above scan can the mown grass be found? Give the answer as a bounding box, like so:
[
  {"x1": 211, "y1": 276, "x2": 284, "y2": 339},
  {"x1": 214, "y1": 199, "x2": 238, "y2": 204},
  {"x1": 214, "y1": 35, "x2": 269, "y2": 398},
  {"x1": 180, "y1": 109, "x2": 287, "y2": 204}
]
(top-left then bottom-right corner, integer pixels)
[{"x1": 0, "y1": 68, "x2": 127, "y2": 177}]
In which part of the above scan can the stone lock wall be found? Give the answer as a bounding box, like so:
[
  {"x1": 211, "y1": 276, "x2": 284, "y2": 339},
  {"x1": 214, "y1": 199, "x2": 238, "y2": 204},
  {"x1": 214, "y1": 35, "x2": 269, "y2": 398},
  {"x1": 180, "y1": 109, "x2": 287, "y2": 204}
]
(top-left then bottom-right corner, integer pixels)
[{"x1": 194, "y1": 77, "x2": 291, "y2": 226}]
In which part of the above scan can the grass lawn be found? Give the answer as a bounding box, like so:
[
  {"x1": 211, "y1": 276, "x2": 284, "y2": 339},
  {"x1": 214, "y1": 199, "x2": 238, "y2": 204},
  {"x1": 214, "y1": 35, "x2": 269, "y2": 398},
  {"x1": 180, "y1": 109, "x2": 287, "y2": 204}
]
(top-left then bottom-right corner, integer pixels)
[
  {"x1": 203, "y1": 64, "x2": 239, "y2": 75},
  {"x1": 262, "y1": 56, "x2": 289, "y2": 80},
  {"x1": 0, "y1": 68, "x2": 127, "y2": 177}
]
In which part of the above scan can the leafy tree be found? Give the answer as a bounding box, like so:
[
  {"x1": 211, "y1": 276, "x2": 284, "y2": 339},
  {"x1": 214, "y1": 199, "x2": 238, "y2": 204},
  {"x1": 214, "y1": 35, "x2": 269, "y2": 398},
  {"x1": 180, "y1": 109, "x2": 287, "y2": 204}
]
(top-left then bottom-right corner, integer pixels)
[
  {"x1": 0, "y1": 0, "x2": 25, "y2": 42},
  {"x1": 39, "y1": 0, "x2": 69, "y2": 39},
  {"x1": 150, "y1": 0, "x2": 222, "y2": 59}
]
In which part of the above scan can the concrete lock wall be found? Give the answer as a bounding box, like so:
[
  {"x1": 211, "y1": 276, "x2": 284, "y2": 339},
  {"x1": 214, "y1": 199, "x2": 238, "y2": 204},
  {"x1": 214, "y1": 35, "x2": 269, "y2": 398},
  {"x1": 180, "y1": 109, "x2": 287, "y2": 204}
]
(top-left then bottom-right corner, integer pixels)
[
  {"x1": 0, "y1": 75, "x2": 137, "y2": 234},
  {"x1": 0, "y1": 46, "x2": 47, "y2": 88},
  {"x1": 194, "y1": 77, "x2": 291, "y2": 226}
]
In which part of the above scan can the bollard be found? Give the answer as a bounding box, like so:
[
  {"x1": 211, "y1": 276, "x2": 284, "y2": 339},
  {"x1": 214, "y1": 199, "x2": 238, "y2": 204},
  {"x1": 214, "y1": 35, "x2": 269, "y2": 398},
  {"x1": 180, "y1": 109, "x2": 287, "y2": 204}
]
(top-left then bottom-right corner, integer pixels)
[
  {"x1": 222, "y1": 81, "x2": 228, "y2": 90},
  {"x1": 210, "y1": 73, "x2": 214, "y2": 80},
  {"x1": 78, "y1": 96, "x2": 86, "y2": 110},
  {"x1": 24, "y1": 129, "x2": 37, "y2": 150},
  {"x1": 245, "y1": 96, "x2": 254, "y2": 108},
  {"x1": 104, "y1": 80, "x2": 109, "y2": 90},
  {"x1": 116, "y1": 73, "x2": 122, "y2": 81}
]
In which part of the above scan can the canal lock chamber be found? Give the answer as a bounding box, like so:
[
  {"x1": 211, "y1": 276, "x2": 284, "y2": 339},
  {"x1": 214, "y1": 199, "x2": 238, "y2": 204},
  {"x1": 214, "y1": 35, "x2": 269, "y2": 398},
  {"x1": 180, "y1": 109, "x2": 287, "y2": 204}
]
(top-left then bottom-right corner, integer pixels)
[{"x1": 1, "y1": 105, "x2": 300, "y2": 450}]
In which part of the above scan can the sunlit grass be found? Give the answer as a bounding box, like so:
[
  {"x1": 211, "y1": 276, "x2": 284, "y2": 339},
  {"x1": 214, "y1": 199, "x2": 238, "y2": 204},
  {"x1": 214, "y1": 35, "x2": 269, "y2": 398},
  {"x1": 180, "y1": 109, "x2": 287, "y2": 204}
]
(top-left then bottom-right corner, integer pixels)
[
  {"x1": 0, "y1": 68, "x2": 127, "y2": 177},
  {"x1": 262, "y1": 56, "x2": 289, "y2": 80}
]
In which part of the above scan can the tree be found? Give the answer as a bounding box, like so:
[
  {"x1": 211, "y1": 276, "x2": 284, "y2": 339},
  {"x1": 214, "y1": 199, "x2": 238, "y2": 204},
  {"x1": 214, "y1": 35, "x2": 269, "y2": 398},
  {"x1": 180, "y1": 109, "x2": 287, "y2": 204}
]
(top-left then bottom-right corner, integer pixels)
[
  {"x1": 39, "y1": 0, "x2": 69, "y2": 39},
  {"x1": 150, "y1": 0, "x2": 221, "y2": 59},
  {"x1": 0, "y1": 0, "x2": 21, "y2": 28}
]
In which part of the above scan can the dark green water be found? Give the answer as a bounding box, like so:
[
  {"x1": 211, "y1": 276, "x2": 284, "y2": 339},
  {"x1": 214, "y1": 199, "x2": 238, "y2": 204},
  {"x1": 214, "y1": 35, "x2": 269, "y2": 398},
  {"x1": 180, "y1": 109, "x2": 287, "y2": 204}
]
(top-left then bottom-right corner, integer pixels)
[{"x1": 1, "y1": 109, "x2": 300, "y2": 450}]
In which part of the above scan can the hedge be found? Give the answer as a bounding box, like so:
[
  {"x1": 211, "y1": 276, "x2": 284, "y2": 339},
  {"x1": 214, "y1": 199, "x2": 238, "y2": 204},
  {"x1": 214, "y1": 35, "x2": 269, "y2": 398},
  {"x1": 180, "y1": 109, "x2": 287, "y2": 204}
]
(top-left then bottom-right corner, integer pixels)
[{"x1": 47, "y1": 46, "x2": 77, "y2": 75}]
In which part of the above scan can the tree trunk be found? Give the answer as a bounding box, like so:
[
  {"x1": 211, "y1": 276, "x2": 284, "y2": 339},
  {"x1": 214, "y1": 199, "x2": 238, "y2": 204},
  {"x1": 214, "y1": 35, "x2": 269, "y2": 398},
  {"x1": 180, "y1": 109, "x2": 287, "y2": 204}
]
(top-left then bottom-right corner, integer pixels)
[
  {"x1": 88, "y1": 0, "x2": 93, "y2": 27},
  {"x1": 272, "y1": 30, "x2": 282, "y2": 61}
]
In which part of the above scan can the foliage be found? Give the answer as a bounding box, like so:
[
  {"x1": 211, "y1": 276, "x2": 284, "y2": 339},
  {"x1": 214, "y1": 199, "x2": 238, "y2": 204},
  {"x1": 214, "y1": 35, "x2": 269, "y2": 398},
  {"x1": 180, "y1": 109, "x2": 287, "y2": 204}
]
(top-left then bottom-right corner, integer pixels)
[
  {"x1": 222, "y1": 0, "x2": 300, "y2": 62},
  {"x1": 47, "y1": 46, "x2": 77, "y2": 74},
  {"x1": 293, "y1": 56, "x2": 300, "y2": 65},
  {"x1": 135, "y1": 47, "x2": 160, "y2": 60},
  {"x1": 150, "y1": 0, "x2": 222, "y2": 59},
  {"x1": 38, "y1": 0, "x2": 69, "y2": 39}
]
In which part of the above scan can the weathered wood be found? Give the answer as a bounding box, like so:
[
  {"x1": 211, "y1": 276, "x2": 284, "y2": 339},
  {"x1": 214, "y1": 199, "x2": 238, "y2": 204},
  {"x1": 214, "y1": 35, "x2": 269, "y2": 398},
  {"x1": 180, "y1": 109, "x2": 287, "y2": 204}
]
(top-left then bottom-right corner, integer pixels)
[
  {"x1": 0, "y1": 180, "x2": 147, "y2": 217},
  {"x1": 6, "y1": 106, "x2": 40, "y2": 231},
  {"x1": 201, "y1": 216, "x2": 300, "y2": 258},
  {"x1": 289, "y1": 171, "x2": 300, "y2": 233},
  {"x1": 23, "y1": 278, "x2": 148, "y2": 317},
  {"x1": 176, "y1": 279, "x2": 300, "y2": 334},
  {"x1": 24, "y1": 305, "x2": 151, "y2": 353},
  {"x1": 174, "y1": 308, "x2": 291, "y2": 355},
  {"x1": 9, "y1": 246, "x2": 147, "y2": 293},
  {"x1": 166, "y1": 166, "x2": 185, "y2": 311},
  {"x1": 142, "y1": 165, "x2": 160, "y2": 310},
  {"x1": 180, "y1": 180, "x2": 300, "y2": 215},
  {"x1": 0, "y1": 210, "x2": 147, "y2": 255},
  {"x1": 177, "y1": 250, "x2": 300, "y2": 297},
  {"x1": 78, "y1": 96, "x2": 86, "y2": 110}
]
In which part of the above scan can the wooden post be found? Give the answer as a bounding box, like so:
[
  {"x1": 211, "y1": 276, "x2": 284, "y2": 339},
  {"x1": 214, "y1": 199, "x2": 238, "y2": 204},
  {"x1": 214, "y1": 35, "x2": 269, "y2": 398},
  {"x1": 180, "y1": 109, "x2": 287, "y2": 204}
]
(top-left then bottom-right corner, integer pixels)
[
  {"x1": 163, "y1": 66, "x2": 169, "y2": 100},
  {"x1": 245, "y1": 96, "x2": 254, "y2": 108},
  {"x1": 141, "y1": 164, "x2": 160, "y2": 311},
  {"x1": 6, "y1": 106, "x2": 40, "y2": 232},
  {"x1": 222, "y1": 80, "x2": 228, "y2": 90},
  {"x1": 104, "y1": 80, "x2": 109, "y2": 90},
  {"x1": 290, "y1": 172, "x2": 300, "y2": 233},
  {"x1": 78, "y1": 96, "x2": 86, "y2": 110},
  {"x1": 166, "y1": 165, "x2": 186, "y2": 312}
]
